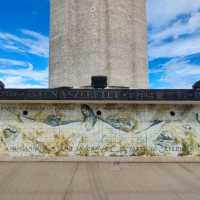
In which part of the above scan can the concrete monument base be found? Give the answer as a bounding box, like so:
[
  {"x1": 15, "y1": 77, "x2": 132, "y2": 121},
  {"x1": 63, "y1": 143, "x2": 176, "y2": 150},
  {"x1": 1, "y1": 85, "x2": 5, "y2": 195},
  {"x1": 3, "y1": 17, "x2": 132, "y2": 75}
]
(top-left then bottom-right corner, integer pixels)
[{"x1": 0, "y1": 86, "x2": 199, "y2": 160}]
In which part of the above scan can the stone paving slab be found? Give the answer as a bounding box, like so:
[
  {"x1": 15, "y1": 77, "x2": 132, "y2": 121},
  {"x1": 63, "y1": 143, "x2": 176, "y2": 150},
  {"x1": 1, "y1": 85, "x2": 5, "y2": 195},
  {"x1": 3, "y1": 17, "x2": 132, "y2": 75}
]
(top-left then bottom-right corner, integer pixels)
[{"x1": 0, "y1": 162, "x2": 199, "y2": 200}]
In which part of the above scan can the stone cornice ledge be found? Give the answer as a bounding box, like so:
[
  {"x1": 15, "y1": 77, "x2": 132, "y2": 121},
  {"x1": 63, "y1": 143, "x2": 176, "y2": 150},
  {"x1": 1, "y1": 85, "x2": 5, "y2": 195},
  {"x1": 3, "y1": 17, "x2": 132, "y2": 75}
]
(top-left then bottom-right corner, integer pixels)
[{"x1": 0, "y1": 88, "x2": 200, "y2": 103}]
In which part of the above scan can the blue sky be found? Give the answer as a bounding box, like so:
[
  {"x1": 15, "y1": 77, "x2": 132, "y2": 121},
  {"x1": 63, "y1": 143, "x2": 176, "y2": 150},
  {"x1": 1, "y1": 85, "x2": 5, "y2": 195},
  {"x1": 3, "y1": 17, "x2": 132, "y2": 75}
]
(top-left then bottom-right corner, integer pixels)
[{"x1": 0, "y1": 0, "x2": 200, "y2": 89}]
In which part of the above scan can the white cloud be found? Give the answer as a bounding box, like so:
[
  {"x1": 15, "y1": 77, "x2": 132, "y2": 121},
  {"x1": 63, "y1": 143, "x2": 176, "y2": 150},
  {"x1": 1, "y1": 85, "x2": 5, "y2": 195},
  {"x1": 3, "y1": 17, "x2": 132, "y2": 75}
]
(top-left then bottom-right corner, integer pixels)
[
  {"x1": 147, "y1": 0, "x2": 200, "y2": 61},
  {"x1": 1, "y1": 76, "x2": 47, "y2": 89},
  {"x1": 0, "y1": 29, "x2": 49, "y2": 88},
  {"x1": 147, "y1": 0, "x2": 200, "y2": 29},
  {"x1": 0, "y1": 29, "x2": 49, "y2": 58},
  {"x1": 0, "y1": 58, "x2": 32, "y2": 68},
  {"x1": 149, "y1": 35, "x2": 200, "y2": 60},
  {"x1": 0, "y1": 58, "x2": 48, "y2": 88},
  {"x1": 154, "y1": 58, "x2": 200, "y2": 89},
  {"x1": 147, "y1": 0, "x2": 200, "y2": 88},
  {"x1": 149, "y1": 12, "x2": 200, "y2": 42},
  {"x1": 20, "y1": 29, "x2": 49, "y2": 58}
]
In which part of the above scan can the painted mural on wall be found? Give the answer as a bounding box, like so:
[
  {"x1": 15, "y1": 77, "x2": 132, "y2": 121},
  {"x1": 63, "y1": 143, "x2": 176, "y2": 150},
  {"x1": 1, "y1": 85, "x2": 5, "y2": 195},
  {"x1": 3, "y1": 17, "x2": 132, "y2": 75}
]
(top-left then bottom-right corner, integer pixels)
[{"x1": 0, "y1": 103, "x2": 200, "y2": 157}]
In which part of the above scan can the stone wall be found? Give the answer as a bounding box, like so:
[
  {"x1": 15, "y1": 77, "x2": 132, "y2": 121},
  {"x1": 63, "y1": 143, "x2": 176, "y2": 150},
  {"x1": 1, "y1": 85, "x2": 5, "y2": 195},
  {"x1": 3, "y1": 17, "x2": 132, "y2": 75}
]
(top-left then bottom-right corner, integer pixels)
[{"x1": 0, "y1": 103, "x2": 200, "y2": 157}]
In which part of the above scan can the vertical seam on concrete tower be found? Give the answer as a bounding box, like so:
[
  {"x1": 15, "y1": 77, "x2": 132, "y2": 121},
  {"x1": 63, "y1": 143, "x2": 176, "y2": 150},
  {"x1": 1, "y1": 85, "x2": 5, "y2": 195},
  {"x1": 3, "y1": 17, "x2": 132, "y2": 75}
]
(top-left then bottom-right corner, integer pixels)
[
  {"x1": 144, "y1": 0, "x2": 149, "y2": 88},
  {"x1": 49, "y1": 0, "x2": 53, "y2": 87},
  {"x1": 104, "y1": 0, "x2": 111, "y2": 86},
  {"x1": 74, "y1": 0, "x2": 81, "y2": 88},
  {"x1": 132, "y1": 0, "x2": 137, "y2": 89},
  {"x1": 58, "y1": 0, "x2": 64, "y2": 87}
]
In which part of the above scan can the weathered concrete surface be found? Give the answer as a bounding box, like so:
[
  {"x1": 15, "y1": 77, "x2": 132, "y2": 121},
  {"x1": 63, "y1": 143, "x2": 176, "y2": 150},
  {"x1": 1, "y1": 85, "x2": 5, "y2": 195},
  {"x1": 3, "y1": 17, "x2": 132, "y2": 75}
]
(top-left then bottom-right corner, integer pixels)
[
  {"x1": 49, "y1": 0, "x2": 148, "y2": 89},
  {"x1": 0, "y1": 162, "x2": 200, "y2": 200}
]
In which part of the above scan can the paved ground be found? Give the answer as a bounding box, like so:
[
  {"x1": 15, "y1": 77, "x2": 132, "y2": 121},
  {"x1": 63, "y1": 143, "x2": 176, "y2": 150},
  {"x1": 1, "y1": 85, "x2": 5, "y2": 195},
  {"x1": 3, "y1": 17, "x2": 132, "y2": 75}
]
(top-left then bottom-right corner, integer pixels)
[{"x1": 0, "y1": 162, "x2": 199, "y2": 200}]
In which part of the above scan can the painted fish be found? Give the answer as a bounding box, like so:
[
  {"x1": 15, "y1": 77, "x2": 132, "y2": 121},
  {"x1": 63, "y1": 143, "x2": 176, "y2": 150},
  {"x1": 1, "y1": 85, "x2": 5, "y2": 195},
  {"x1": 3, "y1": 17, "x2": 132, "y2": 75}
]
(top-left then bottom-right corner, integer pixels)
[
  {"x1": 101, "y1": 116, "x2": 137, "y2": 132},
  {"x1": 45, "y1": 115, "x2": 80, "y2": 127},
  {"x1": 12, "y1": 104, "x2": 137, "y2": 133}
]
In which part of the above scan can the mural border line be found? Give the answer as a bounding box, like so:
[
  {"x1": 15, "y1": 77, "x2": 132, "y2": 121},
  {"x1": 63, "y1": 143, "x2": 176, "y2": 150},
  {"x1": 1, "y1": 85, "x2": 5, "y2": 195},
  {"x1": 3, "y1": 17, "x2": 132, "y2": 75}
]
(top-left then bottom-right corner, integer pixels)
[{"x1": 0, "y1": 156, "x2": 200, "y2": 163}]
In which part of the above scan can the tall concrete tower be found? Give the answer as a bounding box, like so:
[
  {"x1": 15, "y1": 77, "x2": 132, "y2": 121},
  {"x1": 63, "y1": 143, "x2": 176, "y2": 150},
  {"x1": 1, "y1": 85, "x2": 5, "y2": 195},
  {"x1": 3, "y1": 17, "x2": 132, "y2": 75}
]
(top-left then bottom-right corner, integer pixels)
[{"x1": 49, "y1": 0, "x2": 148, "y2": 88}]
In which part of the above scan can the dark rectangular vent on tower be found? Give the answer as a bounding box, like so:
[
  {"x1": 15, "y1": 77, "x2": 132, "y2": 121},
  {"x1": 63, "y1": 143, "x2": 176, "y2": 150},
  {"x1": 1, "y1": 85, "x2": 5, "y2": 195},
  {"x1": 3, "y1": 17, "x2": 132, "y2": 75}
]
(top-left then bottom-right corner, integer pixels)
[{"x1": 91, "y1": 76, "x2": 107, "y2": 89}]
